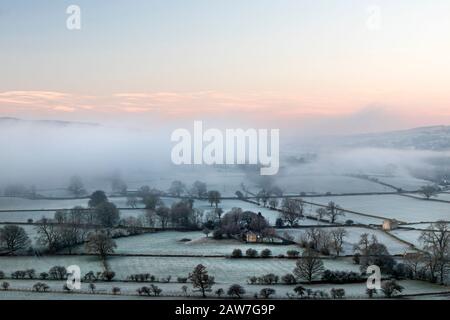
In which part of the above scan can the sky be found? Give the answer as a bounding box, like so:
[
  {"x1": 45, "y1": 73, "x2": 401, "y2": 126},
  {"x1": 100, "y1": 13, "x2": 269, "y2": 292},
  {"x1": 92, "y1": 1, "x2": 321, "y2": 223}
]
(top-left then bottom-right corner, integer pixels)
[{"x1": 1, "y1": 0, "x2": 450, "y2": 134}]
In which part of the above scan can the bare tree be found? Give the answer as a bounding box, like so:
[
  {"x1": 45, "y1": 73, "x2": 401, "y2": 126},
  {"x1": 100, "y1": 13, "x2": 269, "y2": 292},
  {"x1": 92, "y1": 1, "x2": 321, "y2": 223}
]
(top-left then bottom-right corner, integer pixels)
[
  {"x1": 381, "y1": 280, "x2": 403, "y2": 298},
  {"x1": 142, "y1": 209, "x2": 156, "y2": 227},
  {"x1": 419, "y1": 185, "x2": 440, "y2": 200},
  {"x1": 88, "y1": 190, "x2": 108, "y2": 208},
  {"x1": 293, "y1": 248, "x2": 325, "y2": 283},
  {"x1": 403, "y1": 252, "x2": 425, "y2": 279},
  {"x1": 58, "y1": 225, "x2": 82, "y2": 254},
  {"x1": 316, "y1": 208, "x2": 327, "y2": 220},
  {"x1": 280, "y1": 198, "x2": 304, "y2": 227},
  {"x1": 94, "y1": 202, "x2": 120, "y2": 227},
  {"x1": 326, "y1": 201, "x2": 345, "y2": 223},
  {"x1": 126, "y1": 196, "x2": 138, "y2": 208},
  {"x1": 259, "y1": 288, "x2": 276, "y2": 299},
  {"x1": 420, "y1": 221, "x2": 450, "y2": 284},
  {"x1": 188, "y1": 264, "x2": 215, "y2": 298},
  {"x1": 122, "y1": 216, "x2": 143, "y2": 235},
  {"x1": 0, "y1": 225, "x2": 31, "y2": 254},
  {"x1": 227, "y1": 284, "x2": 245, "y2": 299},
  {"x1": 110, "y1": 173, "x2": 127, "y2": 195},
  {"x1": 85, "y1": 231, "x2": 117, "y2": 259},
  {"x1": 207, "y1": 190, "x2": 221, "y2": 208},
  {"x1": 67, "y1": 175, "x2": 85, "y2": 197},
  {"x1": 169, "y1": 180, "x2": 186, "y2": 197},
  {"x1": 191, "y1": 181, "x2": 207, "y2": 198},
  {"x1": 330, "y1": 228, "x2": 347, "y2": 256},
  {"x1": 353, "y1": 233, "x2": 371, "y2": 253},
  {"x1": 203, "y1": 228, "x2": 211, "y2": 238},
  {"x1": 215, "y1": 288, "x2": 224, "y2": 298},
  {"x1": 156, "y1": 206, "x2": 170, "y2": 229},
  {"x1": 268, "y1": 198, "x2": 278, "y2": 209},
  {"x1": 143, "y1": 194, "x2": 162, "y2": 210},
  {"x1": 304, "y1": 228, "x2": 331, "y2": 252},
  {"x1": 36, "y1": 218, "x2": 61, "y2": 252},
  {"x1": 257, "y1": 189, "x2": 270, "y2": 207}
]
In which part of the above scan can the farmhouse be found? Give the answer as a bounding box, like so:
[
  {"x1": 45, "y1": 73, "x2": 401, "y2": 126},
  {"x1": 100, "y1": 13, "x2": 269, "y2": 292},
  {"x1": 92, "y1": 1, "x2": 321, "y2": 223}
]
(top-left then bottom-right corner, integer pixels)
[
  {"x1": 244, "y1": 231, "x2": 289, "y2": 244},
  {"x1": 382, "y1": 219, "x2": 399, "y2": 231},
  {"x1": 245, "y1": 231, "x2": 260, "y2": 243}
]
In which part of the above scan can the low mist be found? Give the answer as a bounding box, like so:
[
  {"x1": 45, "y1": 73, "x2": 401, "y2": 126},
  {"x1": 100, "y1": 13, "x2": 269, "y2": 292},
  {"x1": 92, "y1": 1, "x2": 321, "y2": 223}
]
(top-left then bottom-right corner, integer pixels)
[{"x1": 0, "y1": 118, "x2": 447, "y2": 194}]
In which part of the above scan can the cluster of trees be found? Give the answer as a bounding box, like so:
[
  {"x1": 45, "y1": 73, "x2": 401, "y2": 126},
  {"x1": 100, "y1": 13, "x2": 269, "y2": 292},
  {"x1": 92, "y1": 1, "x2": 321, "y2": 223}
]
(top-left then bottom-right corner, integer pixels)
[
  {"x1": 0, "y1": 225, "x2": 31, "y2": 254},
  {"x1": 400, "y1": 221, "x2": 450, "y2": 285},
  {"x1": 277, "y1": 199, "x2": 304, "y2": 227},
  {"x1": 83, "y1": 270, "x2": 116, "y2": 282},
  {"x1": 286, "y1": 286, "x2": 342, "y2": 299},
  {"x1": 126, "y1": 273, "x2": 176, "y2": 282},
  {"x1": 247, "y1": 274, "x2": 279, "y2": 285},
  {"x1": 167, "y1": 180, "x2": 217, "y2": 203},
  {"x1": 353, "y1": 233, "x2": 396, "y2": 274},
  {"x1": 210, "y1": 208, "x2": 274, "y2": 241},
  {"x1": 67, "y1": 176, "x2": 86, "y2": 196},
  {"x1": 186, "y1": 264, "x2": 271, "y2": 299},
  {"x1": 296, "y1": 227, "x2": 348, "y2": 256},
  {"x1": 136, "y1": 284, "x2": 162, "y2": 296},
  {"x1": 275, "y1": 200, "x2": 345, "y2": 227},
  {"x1": 419, "y1": 185, "x2": 441, "y2": 199},
  {"x1": 255, "y1": 186, "x2": 283, "y2": 207},
  {"x1": 3, "y1": 266, "x2": 119, "y2": 292},
  {"x1": 128, "y1": 186, "x2": 207, "y2": 230},
  {"x1": 231, "y1": 248, "x2": 272, "y2": 258},
  {"x1": 366, "y1": 280, "x2": 404, "y2": 298},
  {"x1": 68, "y1": 173, "x2": 128, "y2": 197},
  {"x1": 321, "y1": 270, "x2": 364, "y2": 284},
  {"x1": 32, "y1": 191, "x2": 120, "y2": 253},
  {"x1": 1, "y1": 192, "x2": 120, "y2": 258},
  {"x1": 7, "y1": 266, "x2": 67, "y2": 280},
  {"x1": 1, "y1": 280, "x2": 123, "y2": 295},
  {"x1": 315, "y1": 202, "x2": 345, "y2": 223},
  {"x1": 85, "y1": 231, "x2": 117, "y2": 259}
]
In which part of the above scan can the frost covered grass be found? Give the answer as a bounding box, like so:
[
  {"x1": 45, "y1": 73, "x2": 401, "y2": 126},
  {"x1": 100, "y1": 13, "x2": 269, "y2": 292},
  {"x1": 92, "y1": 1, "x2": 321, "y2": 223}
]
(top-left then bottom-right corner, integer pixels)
[
  {"x1": 0, "y1": 197, "x2": 89, "y2": 210},
  {"x1": 389, "y1": 229, "x2": 424, "y2": 248},
  {"x1": 0, "y1": 278, "x2": 446, "y2": 300},
  {"x1": 369, "y1": 176, "x2": 431, "y2": 191},
  {"x1": 273, "y1": 174, "x2": 389, "y2": 194},
  {"x1": 0, "y1": 255, "x2": 103, "y2": 275},
  {"x1": 106, "y1": 256, "x2": 360, "y2": 284},
  {"x1": 279, "y1": 227, "x2": 413, "y2": 255},
  {"x1": 0, "y1": 224, "x2": 40, "y2": 247},
  {"x1": 112, "y1": 230, "x2": 299, "y2": 256},
  {"x1": 309, "y1": 194, "x2": 450, "y2": 223}
]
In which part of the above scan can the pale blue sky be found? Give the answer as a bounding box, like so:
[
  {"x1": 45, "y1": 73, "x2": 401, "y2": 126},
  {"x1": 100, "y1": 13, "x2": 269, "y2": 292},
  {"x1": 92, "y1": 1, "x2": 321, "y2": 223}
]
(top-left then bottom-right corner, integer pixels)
[{"x1": 1, "y1": 0, "x2": 450, "y2": 129}]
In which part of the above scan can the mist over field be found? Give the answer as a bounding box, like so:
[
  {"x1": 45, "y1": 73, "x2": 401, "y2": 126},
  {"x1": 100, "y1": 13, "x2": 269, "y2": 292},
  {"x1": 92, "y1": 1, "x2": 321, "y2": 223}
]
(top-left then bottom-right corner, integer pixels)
[{"x1": 1, "y1": 117, "x2": 448, "y2": 193}]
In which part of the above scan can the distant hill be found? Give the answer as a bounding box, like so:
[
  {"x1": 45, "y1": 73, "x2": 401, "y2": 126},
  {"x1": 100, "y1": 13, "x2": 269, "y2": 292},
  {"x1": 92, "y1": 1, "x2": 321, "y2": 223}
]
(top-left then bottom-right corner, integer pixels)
[
  {"x1": 345, "y1": 125, "x2": 450, "y2": 150},
  {"x1": 0, "y1": 117, "x2": 98, "y2": 127}
]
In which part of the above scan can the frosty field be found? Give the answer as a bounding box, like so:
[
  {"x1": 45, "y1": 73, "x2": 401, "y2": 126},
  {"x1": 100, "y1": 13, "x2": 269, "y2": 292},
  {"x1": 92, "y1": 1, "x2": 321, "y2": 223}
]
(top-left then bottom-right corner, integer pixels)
[
  {"x1": 106, "y1": 256, "x2": 361, "y2": 284},
  {"x1": 279, "y1": 227, "x2": 414, "y2": 255},
  {"x1": 1, "y1": 279, "x2": 446, "y2": 300},
  {"x1": 309, "y1": 194, "x2": 450, "y2": 223},
  {"x1": 368, "y1": 176, "x2": 431, "y2": 191},
  {"x1": 0, "y1": 173, "x2": 449, "y2": 300},
  {"x1": 111, "y1": 231, "x2": 299, "y2": 256}
]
